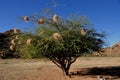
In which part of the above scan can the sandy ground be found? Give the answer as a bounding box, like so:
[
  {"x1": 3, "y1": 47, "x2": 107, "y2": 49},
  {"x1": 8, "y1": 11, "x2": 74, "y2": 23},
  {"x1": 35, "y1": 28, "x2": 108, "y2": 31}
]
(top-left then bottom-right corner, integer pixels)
[{"x1": 0, "y1": 57, "x2": 120, "y2": 80}]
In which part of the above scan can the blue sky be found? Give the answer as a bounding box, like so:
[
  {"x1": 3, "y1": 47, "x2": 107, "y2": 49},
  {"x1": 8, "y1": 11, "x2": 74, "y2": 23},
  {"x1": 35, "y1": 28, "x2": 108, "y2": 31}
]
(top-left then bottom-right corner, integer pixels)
[{"x1": 0, "y1": 0, "x2": 120, "y2": 46}]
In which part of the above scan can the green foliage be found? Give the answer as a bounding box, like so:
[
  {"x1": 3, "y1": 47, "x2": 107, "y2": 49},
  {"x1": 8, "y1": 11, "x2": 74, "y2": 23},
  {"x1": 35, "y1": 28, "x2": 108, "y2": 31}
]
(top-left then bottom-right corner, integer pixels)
[
  {"x1": 29, "y1": 15, "x2": 105, "y2": 75},
  {"x1": 17, "y1": 32, "x2": 44, "y2": 59},
  {"x1": 18, "y1": 15, "x2": 105, "y2": 76},
  {"x1": 19, "y1": 45, "x2": 39, "y2": 59}
]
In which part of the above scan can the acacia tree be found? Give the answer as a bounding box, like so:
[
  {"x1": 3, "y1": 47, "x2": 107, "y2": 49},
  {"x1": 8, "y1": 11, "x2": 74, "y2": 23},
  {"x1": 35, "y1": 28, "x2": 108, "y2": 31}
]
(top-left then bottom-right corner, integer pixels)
[{"x1": 23, "y1": 15, "x2": 105, "y2": 76}]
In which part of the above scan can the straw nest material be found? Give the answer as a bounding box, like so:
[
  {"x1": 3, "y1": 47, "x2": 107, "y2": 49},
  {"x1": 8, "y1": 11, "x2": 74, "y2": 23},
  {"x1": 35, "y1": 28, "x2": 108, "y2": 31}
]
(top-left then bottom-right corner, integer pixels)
[{"x1": 53, "y1": 33, "x2": 62, "y2": 40}]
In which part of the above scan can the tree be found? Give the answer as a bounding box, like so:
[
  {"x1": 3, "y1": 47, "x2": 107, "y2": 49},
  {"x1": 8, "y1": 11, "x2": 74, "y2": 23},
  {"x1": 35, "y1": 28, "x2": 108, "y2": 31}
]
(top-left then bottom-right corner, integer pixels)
[{"x1": 23, "y1": 15, "x2": 105, "y2": 76}]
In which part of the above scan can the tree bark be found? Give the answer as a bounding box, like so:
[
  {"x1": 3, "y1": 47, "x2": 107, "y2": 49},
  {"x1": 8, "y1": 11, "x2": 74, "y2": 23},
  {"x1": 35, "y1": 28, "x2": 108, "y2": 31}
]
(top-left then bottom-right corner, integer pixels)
[{"x1": 61, "y1": 64, "x2": 71, "y2": 76}]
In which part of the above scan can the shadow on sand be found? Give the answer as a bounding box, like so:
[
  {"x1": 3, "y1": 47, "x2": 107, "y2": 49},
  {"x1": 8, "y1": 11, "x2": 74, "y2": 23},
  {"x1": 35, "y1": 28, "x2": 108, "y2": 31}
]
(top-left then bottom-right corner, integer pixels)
[{"x1": 69, "y1": 66, "x2": 120, "y2": 78}]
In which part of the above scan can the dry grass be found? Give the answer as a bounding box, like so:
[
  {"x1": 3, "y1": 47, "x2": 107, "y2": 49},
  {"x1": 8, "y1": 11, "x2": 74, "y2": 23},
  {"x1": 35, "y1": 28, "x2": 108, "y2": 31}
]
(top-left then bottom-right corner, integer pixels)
[{"x1": 0, "y1": 57, "x2": 120, "y2": 80}]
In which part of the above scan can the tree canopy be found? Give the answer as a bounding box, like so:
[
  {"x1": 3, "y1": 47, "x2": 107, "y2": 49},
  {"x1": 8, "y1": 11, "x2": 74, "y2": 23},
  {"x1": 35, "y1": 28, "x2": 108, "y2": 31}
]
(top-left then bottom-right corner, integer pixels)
[{"x1": 20, "y1": 15, "x2": 105, "y2": 76}]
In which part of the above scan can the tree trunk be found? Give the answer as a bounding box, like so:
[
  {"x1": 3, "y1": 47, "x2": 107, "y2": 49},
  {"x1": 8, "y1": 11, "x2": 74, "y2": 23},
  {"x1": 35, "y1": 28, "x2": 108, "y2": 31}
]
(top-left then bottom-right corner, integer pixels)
[
  {"x1": 62, "y1": 65, "x2": 70, "y2": 76},
  {"x1": 65, "y1": 69, "x2": 69, "y2": 76},
  {"x1": 62, "y1": 68, "x2": 69, "y2": 76}
]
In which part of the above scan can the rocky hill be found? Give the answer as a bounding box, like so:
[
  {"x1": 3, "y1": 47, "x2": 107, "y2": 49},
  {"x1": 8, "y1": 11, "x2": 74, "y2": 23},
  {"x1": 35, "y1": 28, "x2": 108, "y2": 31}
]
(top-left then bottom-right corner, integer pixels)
[
  {"x1": 96, "y1": 42, "x2": 120, "y2": 56},
  {"x1": 106, "y1": 42, "x2": 120, "y2": 55},
  {"x1": 0, "y1": 29, "x2": 17, "y2": 58}
]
